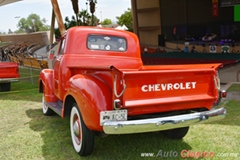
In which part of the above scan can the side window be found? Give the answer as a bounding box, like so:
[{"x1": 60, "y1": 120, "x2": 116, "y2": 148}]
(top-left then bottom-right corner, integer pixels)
[{"x1": 59, "y1": 38, "x2": 66, "y2": 55}]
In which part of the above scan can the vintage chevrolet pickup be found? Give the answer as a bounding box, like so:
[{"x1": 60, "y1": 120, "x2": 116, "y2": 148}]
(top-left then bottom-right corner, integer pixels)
[
  {"x1": 0, "y1": 62, "x2": 19, "y2": 92},
  {"x1": 39, "y1": 26, "x2": 227, "y2": 156}
]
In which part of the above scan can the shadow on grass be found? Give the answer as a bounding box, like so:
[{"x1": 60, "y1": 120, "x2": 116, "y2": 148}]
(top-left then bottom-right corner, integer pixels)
[{"x1": 26, "y1": 108, "x2": 192, "y2": 160}]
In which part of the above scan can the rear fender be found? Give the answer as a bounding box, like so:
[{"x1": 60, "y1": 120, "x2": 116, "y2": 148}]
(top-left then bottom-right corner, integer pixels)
[
  {"x1": 39, "y1": 69, "x2": 58, "y2": 102},
  {"x1": 64, "y1": 74, "x2": 112, "y2": 131}
]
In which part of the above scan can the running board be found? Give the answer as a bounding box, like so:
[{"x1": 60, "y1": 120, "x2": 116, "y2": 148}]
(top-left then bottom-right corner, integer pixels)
[{"x1": 45, "y1": 101, "x2": 63, "y2": 116}]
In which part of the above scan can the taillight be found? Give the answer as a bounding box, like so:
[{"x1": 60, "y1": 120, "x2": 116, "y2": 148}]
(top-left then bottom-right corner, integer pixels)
[
  {"x1": 114, "y1": 99, "x2": 122, "y2": 109},
  {"x1": 221, "y1": 90, "x2": 227, "y2": 98},
  {"x1": 214, "y1": 90, "x2": 227, "y2": 106}
]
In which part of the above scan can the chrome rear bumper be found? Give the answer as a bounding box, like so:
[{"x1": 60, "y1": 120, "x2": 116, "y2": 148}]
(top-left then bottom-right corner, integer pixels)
[
  {"x1": 103, "y1": 107, "x2": 226, "y2": 134},
  {"x1": 0, "y1": 78, "x2": 19, "y2": 83}
]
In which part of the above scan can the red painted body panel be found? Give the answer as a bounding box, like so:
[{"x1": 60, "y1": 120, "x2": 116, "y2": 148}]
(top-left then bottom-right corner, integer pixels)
[
  {"x1": 122, "y1": 66, "x2": 219, "y2": 115},
  {"x1": 0, "y1": 62, "x2": 19, "y2": 79},
  {"x1": 64, "y1": 74, "x2": 112, "y2": 130},
  {"x1": 39, "y1": 26, "x2": 221, "y2": 132},
  {"x1": 39, "y1": 69, "x2": 58, "y2": 102}
]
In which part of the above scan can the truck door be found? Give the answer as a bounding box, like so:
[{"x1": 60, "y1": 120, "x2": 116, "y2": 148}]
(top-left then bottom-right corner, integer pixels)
[{"x1": 53, "y1": 38, "x2": 65, "y2": 98}]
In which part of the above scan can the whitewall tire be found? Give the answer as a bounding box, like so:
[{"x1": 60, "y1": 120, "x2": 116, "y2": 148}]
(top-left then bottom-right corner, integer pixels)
[
  {"x1": 42, "y1": 96, "x2": 54, "y2": 116},
  {"x1": 70, "y1": 103, "x2": 95, "y2": 156}
]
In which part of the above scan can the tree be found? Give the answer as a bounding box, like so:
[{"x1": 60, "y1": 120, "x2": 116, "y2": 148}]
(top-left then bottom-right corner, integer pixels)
[
  {"x1": 64, "y1": 16, "x2": 77, "y2": 29},
  {"x1": 8, "y1": 29, "x2": 13, "y2": 34},
  {"x1": 101, "y1": 18, "x2": 112, "y2": 25},
  {"x1": 89, "y1": 0, "x2": 96, "y2": 26},
  {"x1": 54, "y1": 28, "x2": 61, "y2": 39},
  {"x1": 54, "y1": 10, "x2": 97, "y2": 38},
  {"x1": 116, "y1": 8, "x2": 133, "y2": 32},
  {"x1": 17, "y1": 13, "x2": 50, "y2": 33},
  {"x1": 89, "y1": 14, "x2": 99, "y2": 26},
  {"x1": 78, "y1": 9, "x2": 91, "y2": 26},
  {"x1": 54, "y1": 15, "x2": 77, "y2": 39},
  {"x1": 71, "y1": 0, "x2": 79, "y2": 26}
]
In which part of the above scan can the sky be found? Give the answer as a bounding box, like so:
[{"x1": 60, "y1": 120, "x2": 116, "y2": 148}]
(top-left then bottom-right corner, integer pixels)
[{"x1": 0, "y1": 0, "x2": 131, "y2": 33}]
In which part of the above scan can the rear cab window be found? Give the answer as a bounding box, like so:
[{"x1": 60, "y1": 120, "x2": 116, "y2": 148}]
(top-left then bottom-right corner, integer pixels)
[{"x1": 87, "y1": 35, "x2": 127, "y2": 52}]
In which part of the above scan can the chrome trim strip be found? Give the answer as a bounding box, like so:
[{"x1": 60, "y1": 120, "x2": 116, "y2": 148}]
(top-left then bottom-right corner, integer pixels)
[
  {"x1": 113, "y1": 75, "x2": 126, "y2": 98},
  {"x1": 103, "y1": 107, "x2": 226, "y2": 134},
  {"x1": 0, "y1": 78, "x2": 19, "y2": 83}
]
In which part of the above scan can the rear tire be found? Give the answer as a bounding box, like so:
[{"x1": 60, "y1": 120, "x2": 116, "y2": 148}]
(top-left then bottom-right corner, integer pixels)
[
  {"x1": 42, "y1": 96, "x2": 55, "y2": 116},
  {"x1": 162, "y1": 127, "x2": 189, "y2": 139},
  {"x1": 70, "y1": 103, "x2": 95, "y2": 156},
  {"x1": 0, "y1": 83, "x2": 11, "y2": 92}
]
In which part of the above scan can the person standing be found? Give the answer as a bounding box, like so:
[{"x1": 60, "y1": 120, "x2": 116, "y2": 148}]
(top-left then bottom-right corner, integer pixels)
[
  {"x1": 1, "y1": 48, "x2": 5, "y2": 61},
  {"x1": 191, "y1": 45, "x2": 197, "y2": 53}
]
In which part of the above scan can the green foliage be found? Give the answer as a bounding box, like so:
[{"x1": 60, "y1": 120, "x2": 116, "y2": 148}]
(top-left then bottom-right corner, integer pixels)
[
  {"x1": 54, "y1": 9, "x2": 93, "y2": 38},
  {"x1": 101, "y1": 18, "x2": 112, "y2": 25},
  {"x1": 116, "y1": 8, "x2": 133, "y2": 32},
  {"x1": 78, "y1": 9, "x2": 91, "y2": 26},
  {"x1": 64, "y1": 16, "x2": 77, "y2": 29},
  {"x1": 16, "y1": 13, "x2": 50, "y2": 33},
  {"x1": 54, "y1": 28, "x2": 61, "y2": 39},
  {"x1": 0, "y1": 42, "x2": 12, "y2": 47},
  {"x1": 227, "y1": 84, "x2": 240, "y2": 92},
  {"x1": 90, "y1": 14, "x2": 99, "y2": 26},
  {"x1": 55, "y1": 15, "x2": 77, "y2": 39}
]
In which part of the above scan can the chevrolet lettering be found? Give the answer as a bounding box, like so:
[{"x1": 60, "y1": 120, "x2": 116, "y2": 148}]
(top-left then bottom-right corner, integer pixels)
[{"x1": 141, "y1": 82, "x2": 197, "y2": 92}]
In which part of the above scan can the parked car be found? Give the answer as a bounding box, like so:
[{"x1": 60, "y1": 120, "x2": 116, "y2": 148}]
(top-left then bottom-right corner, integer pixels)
[{"x1": 0, "y1": 62, "x2": 19, "y2": 91}]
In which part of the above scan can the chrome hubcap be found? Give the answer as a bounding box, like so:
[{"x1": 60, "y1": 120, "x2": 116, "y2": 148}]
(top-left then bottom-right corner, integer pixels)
[
  {"x1": 43, "y1": 103, "x2": 47, "y2": 110},
  {"x1": 42, "y1": 96, "x2": 47, "y2": 111},
  {"x1": 73, "y1": 119, "x2": 80, "y2": 137}
]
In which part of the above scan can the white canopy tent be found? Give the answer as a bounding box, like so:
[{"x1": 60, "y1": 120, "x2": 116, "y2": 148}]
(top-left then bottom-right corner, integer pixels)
[
  {"x1": 0, "y1": 0, "x2": 22, "y2": 6},
  {"x1": 115, "y1": 25, "x2": 128, "y2": 30}
]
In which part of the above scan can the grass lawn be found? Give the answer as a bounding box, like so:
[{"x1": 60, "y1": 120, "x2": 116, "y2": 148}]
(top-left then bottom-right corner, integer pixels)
[
  {"x1": 0, "y1": 42, "x2": 14, "y2": 48},
  {"x1": 0, "y1": 68, "x2": 239, "y2": 160}
]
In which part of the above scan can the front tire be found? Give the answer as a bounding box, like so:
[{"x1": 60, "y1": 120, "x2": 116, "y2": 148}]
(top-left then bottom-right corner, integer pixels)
[
  {"x1": 70, "y1": 103, "x2": 95, "y2": 156},
  {"x1": 162, "y1": 127, "x2": 189, "y2": 139},
  {"x1": 42, "y1": 96, "x2": 54, "y2": 116}
]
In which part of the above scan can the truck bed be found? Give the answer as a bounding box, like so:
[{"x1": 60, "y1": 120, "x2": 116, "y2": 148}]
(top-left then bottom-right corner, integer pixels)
[{"x1": 114, "y1": 64, "x2": 221, "y2": 115}]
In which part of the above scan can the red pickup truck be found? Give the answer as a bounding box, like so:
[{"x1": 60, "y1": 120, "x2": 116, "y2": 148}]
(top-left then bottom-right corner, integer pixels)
[
  {"x1": 0, "y1": 62, "x2": 19, "y2": 91},
  {"x1": 39, "y1": 27, "x2": 227, "y2": 156}
]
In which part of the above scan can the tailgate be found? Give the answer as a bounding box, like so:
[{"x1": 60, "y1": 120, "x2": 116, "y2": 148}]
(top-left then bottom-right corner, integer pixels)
[
  {"x1": 120, "y1": 64, "x2": 220, "y2": 110},
  {"x1": 0, "y1": 62, "x2": 19, "y2": 78}
]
